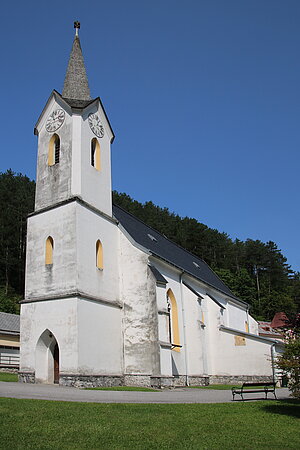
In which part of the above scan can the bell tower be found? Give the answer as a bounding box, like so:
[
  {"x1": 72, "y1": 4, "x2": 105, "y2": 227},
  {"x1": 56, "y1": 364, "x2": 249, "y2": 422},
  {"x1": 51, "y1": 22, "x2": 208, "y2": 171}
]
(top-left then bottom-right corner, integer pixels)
[
  {"x1": 20, "y1": 23, "x2": 122, "y2": 386},
  {"x1": 34, "y1": 21, "x2": 114, "y2": 217}
]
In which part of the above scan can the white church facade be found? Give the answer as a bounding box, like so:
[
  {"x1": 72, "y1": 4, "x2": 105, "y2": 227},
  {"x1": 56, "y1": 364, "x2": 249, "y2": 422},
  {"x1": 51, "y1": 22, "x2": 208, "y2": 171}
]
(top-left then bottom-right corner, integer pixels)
[{"x1": 19, "y1": 26, "x2": 283, "y2": 387}]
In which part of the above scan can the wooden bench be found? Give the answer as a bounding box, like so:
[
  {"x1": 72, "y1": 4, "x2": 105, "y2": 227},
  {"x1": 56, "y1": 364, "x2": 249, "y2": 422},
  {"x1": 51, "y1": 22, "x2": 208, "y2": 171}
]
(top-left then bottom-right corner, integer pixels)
[{"x1": 232, "y1": 382, "x2": 277, "y2": 401}]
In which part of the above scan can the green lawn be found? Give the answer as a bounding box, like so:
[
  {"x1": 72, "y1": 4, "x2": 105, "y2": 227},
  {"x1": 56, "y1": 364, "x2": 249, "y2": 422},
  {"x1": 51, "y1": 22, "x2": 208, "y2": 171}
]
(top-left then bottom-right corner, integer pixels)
[
  {"x1": 0, "y1": 398, "x2": 299, "y2": 449},
  {"x1": 85, "y1": 386, "x2": 158, "y2": 392},
  {"x1": 0, "y1": 372, "x2": 18, "y2": 382}
]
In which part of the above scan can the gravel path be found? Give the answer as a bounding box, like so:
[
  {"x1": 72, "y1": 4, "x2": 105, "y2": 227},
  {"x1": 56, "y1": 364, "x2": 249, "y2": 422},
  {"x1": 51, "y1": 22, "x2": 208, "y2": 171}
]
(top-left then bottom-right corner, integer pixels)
[{"x1": 0, "y1": 382, "x2": 290, "y2": 404}]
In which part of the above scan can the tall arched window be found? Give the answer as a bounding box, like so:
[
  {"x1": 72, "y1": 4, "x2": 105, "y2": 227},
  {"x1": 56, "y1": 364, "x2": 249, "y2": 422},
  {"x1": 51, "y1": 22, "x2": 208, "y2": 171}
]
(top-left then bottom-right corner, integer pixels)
[
  {"x1": 45, "y1": 236, "x2": 54, "y2": 265},
  {"x1": 91, "y1": 138, "x2": 100, "y2": 171},
  {"x1": 48, "y1": 134, "x2": 60, "y2": 166},
  {"x1": 167, "y1": 289, "x2": 180, "y2": 352},
  {"x1": 96, "y1": 239, "x2": 103, "y2": 269}
]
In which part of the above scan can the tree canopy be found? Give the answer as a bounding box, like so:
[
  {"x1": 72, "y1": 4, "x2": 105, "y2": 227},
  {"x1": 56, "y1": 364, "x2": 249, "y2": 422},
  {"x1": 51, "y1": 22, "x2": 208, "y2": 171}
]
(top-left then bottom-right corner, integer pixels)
[
  {"x1": 0, "y1": 170, "x2": 298, "y2": 320},
  {"x1": 0, "y1": 170, "x2": 35, "y2": 313}
]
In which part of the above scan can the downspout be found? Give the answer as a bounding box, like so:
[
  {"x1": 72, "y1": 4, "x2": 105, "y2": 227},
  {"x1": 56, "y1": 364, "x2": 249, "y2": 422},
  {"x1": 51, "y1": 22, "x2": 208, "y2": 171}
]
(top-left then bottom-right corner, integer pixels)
[
  {"x1": 271, "y1": 343, "x2": 276, "y2": 384},
  {"x1": 180, "y1": 272, "x2": 189, "y2": 386}
]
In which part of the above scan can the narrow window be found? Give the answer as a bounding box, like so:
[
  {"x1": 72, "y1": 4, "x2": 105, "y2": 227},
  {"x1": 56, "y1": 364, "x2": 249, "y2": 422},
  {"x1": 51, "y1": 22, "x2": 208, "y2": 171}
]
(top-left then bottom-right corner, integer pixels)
[
  {"x1": 54, "y1": 135, "x2": 60, "y2": 164},
  {"x1": 96, "y1": 239, "x2": 103, "y2": 269},
  {"x1": 48, "y1": 134, "x2": 60, "y2": 166},
  {"x1": 167, "y1": 289, "x2": 180, "y2": 352},
  {"x1": 45, "y1": 236, "x2": 54, "y2": 265},
  {"x1": 91, "y1": 138, "x2": 100, "y2": 171}
]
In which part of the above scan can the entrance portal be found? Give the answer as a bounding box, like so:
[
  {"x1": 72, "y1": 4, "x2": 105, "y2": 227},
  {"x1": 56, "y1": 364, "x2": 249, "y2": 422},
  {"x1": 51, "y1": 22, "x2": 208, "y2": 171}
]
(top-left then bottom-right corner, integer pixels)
[{"x1": 35, "y1": 329, "x2": 60, "y2": 384}]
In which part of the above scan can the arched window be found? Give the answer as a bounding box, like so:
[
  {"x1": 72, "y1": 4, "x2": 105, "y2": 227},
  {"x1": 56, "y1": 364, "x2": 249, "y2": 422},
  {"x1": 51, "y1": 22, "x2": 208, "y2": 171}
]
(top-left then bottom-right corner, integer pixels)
[
  {"x1": 45, "y1": 236, "x2": 54, "y2": 265},
  {"x1": 91, "y1": 138, "x2": 100, "y2": 171},
  {"x1": 167, "y1": 289, "x2": 180, "y2": 352},
  {"x1": 96, "y1": 239, "x2": 103, "y2": 269},
  {"x1": 48, "y1": 134, "x2": 60, "y2": 166}
]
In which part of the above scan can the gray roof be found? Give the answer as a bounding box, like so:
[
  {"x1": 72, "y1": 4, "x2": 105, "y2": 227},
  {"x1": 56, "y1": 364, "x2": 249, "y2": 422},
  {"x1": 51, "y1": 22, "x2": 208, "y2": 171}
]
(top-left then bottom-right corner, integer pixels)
[
  {"x1": 149, "y1": 265, "x2": 168, "y2": 284},
  {"x1": 62, "y1": 97, "x2": 95, "y2": 109},
  {"x1": 113, "y1": 205, "x2": 241, "y2": 301},
  {"x1": 0, "y1": 312, "x2": 20, "y2": 334},
  {"x1": 62, "y1": 35, "x2": 91, "y2": 101}
]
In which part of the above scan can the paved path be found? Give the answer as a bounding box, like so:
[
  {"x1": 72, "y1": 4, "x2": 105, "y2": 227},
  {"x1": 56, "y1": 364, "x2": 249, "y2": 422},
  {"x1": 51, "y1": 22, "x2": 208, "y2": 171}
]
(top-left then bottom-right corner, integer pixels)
[{"x1": 0, "y1": 382, "x2": 290, "y2": 404}]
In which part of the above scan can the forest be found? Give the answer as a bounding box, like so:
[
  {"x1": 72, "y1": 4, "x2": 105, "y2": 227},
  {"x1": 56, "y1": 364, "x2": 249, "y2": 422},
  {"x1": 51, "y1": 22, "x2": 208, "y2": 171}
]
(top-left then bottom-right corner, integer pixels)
[{"x1": 0, "y1": 170, "x2": 299, "y2": 320}]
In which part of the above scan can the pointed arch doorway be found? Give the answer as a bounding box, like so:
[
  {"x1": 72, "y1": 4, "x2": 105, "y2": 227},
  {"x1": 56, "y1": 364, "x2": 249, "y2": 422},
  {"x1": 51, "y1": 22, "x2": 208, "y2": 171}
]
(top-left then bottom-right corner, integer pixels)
[{"x1": 35, "y1": 330, "x2": 60, "y2": 384}]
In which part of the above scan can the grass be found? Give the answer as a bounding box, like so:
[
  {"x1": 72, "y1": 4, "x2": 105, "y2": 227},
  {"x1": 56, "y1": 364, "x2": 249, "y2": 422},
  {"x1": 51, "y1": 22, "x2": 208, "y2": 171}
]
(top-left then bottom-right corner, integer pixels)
[
  {"x1": 0, "y1": 372, "x2": 18, "y2": 382},
  {"x1": 0, "y1": 398, "x2": 299, "y2": 449},
  {"x1": 85, "y1": 386, "x2": 159, "y2": 392}
]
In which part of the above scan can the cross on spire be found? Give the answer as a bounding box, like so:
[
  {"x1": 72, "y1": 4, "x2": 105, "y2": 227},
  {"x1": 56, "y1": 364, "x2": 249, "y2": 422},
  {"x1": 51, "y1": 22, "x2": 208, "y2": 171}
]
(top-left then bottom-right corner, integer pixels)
[{"x1": 74, "y1": 21, "x2": 80, "y2": 36}]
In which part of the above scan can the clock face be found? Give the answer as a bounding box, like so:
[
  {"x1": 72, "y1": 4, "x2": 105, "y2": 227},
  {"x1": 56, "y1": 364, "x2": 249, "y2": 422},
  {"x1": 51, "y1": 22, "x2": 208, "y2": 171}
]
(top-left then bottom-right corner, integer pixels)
[
  {"x1": 45, "y1": 109, "x2": 65, "y2": 133},
  {"x1": 88, "y1": 113, "x2": 104, "y2": 138}
]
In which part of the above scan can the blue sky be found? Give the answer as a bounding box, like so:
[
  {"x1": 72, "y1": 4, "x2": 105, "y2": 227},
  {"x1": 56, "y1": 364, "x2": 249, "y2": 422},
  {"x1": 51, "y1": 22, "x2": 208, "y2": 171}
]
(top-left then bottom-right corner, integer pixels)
[{"x1": 1, "y1": 0, "x2": 300, "y2": 271}]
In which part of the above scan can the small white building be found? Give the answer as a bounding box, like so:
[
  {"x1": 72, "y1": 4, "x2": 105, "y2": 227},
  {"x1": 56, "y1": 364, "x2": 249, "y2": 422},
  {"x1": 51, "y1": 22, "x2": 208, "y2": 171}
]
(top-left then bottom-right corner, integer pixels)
[
  {"x1": 0, "y1": 312, "x2": 20, "y2": 369},
  {"x1": 20, "y1": 26, "x2": 283, "y2": 387}
]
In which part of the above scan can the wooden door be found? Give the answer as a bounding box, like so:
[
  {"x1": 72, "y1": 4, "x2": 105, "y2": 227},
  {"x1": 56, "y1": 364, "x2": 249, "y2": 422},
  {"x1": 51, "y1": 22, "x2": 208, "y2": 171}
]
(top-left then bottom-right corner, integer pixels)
[{"x1": 53, "y1": 343, "x2": 59, "y2": 384}]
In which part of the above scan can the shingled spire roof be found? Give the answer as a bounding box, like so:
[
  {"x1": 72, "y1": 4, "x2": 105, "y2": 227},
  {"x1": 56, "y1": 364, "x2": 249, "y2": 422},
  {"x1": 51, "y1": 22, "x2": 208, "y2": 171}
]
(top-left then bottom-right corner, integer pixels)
[{"x1": 62, "y1": 30, "x2": 91, "y2": 101}]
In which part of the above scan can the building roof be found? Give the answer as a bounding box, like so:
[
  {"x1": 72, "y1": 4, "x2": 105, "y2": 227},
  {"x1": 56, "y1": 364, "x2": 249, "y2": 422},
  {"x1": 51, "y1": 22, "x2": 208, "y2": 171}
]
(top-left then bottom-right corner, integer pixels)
[
  {"x1": 257, "y1": 321, "x2": 283, "y2": 338},
  {"x1": 62, "y1": 35, "x2": 91, "y2": 101},
  {"x1": 0, "y1": 312, "x2": 20, "y2": 334},
  {"x1": 113, "y1": 205, "x2": 242, "y2": 302},
  {"x1": 62, "y1": 97, "x2": 95, "y2": 109},
  {"x1": 271, "y1": 312, "x2": 290, "y2": 329},
  {"x1": 149, "y1": 265, "x2": 168, "y2": 285}
]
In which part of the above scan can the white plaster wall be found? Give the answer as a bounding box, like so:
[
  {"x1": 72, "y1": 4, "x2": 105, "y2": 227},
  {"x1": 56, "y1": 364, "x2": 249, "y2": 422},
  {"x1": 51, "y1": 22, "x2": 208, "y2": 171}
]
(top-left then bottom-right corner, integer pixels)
[
  {"x1": 160, "y1": 347, "x2": 172, "y2": 376},
  {"x1": 35, "y1": 96, "x2": 73, "y2": 210},
  {"x1": 76, "y1": 203, "x2": 119, "y2": 302},
  {"x1": 249, "y1": 314, "x2": 259, "y2": 334},
  {"x1": 20, "y1": 298, "x2": 78, "y2": 374},
  {"x1": 149, "y1": 259, "x2": 187, "y2": 376},
  {"x1": 25, "y1": 203, "x2": 77, "y2": 299},
  {"x1": 182, "y1": 284, "x2": 205, "y2": 375},
  {"x1": 213, "y1": 329, "x2": 273, "y2": 376},
  {"x1": 156, "y1": 285, "x2": 169, "y2": 343},
  {"x1": 226, "y1": 301, "x2": 248, "y2": 332},
  {"x1": 77, "y1": 300, "x2": 122, "y2": 374},
  {"x1": 158, "y1": 313, "x2": 169, "y2": 343},
  {"x1": 79, "y1": 104, "x2": 112, "y2": 216},
  {"x1": 119, "y1": 232, "x2": 160, "y2": 375}
]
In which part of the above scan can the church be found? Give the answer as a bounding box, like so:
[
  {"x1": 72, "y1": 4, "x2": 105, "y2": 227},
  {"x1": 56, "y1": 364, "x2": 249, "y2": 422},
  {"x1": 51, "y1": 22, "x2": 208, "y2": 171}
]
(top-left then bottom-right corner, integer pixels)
[{"x1": 19, "y1": 24, "x2": 283, "y2": 388}]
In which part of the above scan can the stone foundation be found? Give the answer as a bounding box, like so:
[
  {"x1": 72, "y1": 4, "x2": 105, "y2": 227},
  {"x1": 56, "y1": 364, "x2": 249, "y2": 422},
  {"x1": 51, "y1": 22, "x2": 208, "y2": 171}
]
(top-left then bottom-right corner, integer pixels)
[
  {"x1": 209, "y1": 375, "x2": 273, "y2": 385},
  {"x1": 124, "y1": 374, "x2": 151, "y2": 387},
  {"x1": 188, "y1": 376, "x2": 210, "y2": 386},
  {"x1": 0, "y1": 367, "x2": 19, "y2": 374},
  {"x1": 173, "y1": 375, "x2": 187, "y2": 387},
  {"x1": 18, "y1": 371, "x2": 274, "y2": 388},
  {"x1": 60, "y1": 374, "x2": 124, "y2": 388},
  {"x1": 18, "y1": 371, "x2": 35, "y2": 383},
  {"x1": 150, "y1": 376, "x2": 174, "y2": 389}
]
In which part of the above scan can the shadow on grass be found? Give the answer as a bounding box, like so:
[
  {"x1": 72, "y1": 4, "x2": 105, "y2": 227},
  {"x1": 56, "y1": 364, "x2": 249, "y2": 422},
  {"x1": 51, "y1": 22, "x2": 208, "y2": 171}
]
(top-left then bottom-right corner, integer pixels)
[{"x1": 262, "y1": 399, "x2": 300, "y2": 419}]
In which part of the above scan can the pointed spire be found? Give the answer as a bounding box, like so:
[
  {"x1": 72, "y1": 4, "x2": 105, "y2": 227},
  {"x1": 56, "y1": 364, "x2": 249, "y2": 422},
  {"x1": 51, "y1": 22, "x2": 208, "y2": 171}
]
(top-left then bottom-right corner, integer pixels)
[{"x1": 62, "y1": 22, "x2": 91, "y2": 101}]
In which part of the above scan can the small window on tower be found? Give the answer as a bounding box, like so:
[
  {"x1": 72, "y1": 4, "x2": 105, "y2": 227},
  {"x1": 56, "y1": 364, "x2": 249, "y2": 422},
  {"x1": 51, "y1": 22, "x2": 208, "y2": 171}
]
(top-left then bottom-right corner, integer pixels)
[
  {"x1": 45, "y1": 236, "x2": 54, "y2": 265},
  {"x1": 96, "y1": 239, "x2": 103, "y2": 269},
  {"x1": 91, "y1": 138, "x2": 100, "y2": 171},
  {"x1": 48, "y1": 134, "x2": 60, "y2": 166}
]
